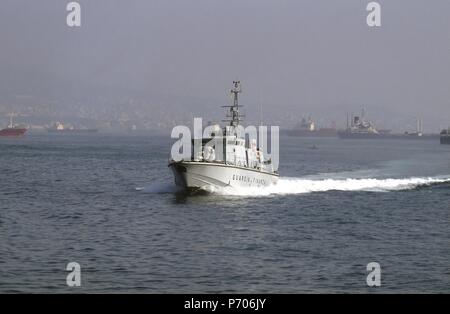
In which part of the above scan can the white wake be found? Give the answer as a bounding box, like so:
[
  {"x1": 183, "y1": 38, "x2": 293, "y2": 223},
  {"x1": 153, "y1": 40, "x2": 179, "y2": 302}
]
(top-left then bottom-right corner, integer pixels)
[
  {"x1": 136, "y1": 182, "x2": 182, "y2": 193},
  {"x1": 216, "y1": 176, "x2": 450, "y2": 196}
]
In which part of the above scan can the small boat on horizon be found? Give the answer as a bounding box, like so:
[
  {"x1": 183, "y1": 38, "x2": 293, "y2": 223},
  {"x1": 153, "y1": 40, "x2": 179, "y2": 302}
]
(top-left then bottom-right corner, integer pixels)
[
  {"x1": 46, "y1": 122, "x2": 98, "y2": 134},
  {"x1": 284, "y1": 117, "x2": 337, "y2": 137}
]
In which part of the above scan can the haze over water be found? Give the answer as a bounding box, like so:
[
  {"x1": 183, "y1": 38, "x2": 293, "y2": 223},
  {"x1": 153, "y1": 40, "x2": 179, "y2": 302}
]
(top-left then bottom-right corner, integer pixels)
[{"x1": 1, "y1": 0, "x2": 450, "y2": 132}]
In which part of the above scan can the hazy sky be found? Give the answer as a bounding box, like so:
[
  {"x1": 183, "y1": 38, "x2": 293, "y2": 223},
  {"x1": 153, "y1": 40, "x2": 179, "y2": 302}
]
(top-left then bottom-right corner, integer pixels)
[{"x1": 1, "y1": 0, "x2": 449, "y2": 131}]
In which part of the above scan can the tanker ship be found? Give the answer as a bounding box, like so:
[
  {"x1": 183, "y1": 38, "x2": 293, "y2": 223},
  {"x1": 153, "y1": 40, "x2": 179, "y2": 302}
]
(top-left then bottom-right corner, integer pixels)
[{"x1": 0, "y1": 114, "x2": 27, "y2": 137}]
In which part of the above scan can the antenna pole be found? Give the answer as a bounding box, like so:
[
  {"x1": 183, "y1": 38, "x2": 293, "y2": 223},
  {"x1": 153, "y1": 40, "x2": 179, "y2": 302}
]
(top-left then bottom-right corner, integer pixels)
[
  {"x1": 229, "y1": 80, "x2": 242, "y2": 127},
  {"x1": 260, "y1": 104, "x2": 263, "y2": 126}
]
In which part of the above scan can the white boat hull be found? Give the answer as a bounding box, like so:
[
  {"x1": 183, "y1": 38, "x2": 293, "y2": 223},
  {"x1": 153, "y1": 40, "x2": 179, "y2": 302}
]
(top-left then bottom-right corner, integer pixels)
[{"x1": 169, "y1": 161, "x2": 278, "y2": 192}]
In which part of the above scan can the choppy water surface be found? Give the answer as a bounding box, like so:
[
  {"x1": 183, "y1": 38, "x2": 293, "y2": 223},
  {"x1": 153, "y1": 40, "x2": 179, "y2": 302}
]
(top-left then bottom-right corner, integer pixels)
[{"x1": 1, "y1": 134, "x2": 449, "y2": 293}]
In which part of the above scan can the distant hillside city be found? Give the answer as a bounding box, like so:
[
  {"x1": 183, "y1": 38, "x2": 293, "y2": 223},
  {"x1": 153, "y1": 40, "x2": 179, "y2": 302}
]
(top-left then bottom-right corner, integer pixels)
[{"x1": 0, "y1": 75, "x2": 448, "y2": 135}]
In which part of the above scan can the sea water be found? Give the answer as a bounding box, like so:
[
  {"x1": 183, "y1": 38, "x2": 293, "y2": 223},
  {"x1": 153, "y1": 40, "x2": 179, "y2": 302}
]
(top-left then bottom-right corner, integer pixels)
[{"x1": 1, "y1": 134, "x2": 449, "y2": 292}]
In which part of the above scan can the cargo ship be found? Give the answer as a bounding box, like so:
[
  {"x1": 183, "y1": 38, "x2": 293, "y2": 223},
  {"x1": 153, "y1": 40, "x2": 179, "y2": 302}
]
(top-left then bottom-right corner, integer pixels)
[
  {"x1": 284, "y1": 117, "x2": 337, "y2": 137},
  {"x1": 338, "y1": 111, "x2": 438, "y2": 140},
  {"x1": 47, "y1": 122, "x2": 98, "y2": 134},
  {"x1": 338, "y1": 111, "x2": 383, "y2": 139},
  {"x1": 0, "y1": 114, "x2": 27, "y2": 137},
  {"x1": 441, "y1": 128, "x2": 450, "y2": 144}
]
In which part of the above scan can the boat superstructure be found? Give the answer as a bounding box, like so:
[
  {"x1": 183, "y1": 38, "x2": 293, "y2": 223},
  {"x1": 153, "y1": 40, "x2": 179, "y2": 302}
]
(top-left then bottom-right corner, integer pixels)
[{"x1": 168, "y1": 81, "x2": 279, "y2": 192}]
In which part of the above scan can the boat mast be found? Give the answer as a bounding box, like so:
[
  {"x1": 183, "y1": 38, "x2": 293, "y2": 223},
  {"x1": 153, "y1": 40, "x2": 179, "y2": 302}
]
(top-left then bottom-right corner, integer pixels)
[
  {"x1": 222, "y1": 80, "x2": 244, "y2": 127},
  {"x1": 259, "y1": 97, "x2": 263, "y2": 150},
  {"x1": 9, "y1": 113, "x2": 14, "y2": 128},
  {"x1": 230, "y1": 80, "x2": 241, "y2": 126},
  {"x1": 259, "y1": 103, "x2": 263, "y2": 127}
]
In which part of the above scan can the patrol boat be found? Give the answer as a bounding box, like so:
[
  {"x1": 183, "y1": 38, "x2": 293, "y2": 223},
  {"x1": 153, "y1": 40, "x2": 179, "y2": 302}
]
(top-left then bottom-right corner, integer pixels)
[{"x1": 168, "y1": 81, "x2": 279, "y2": 192}]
